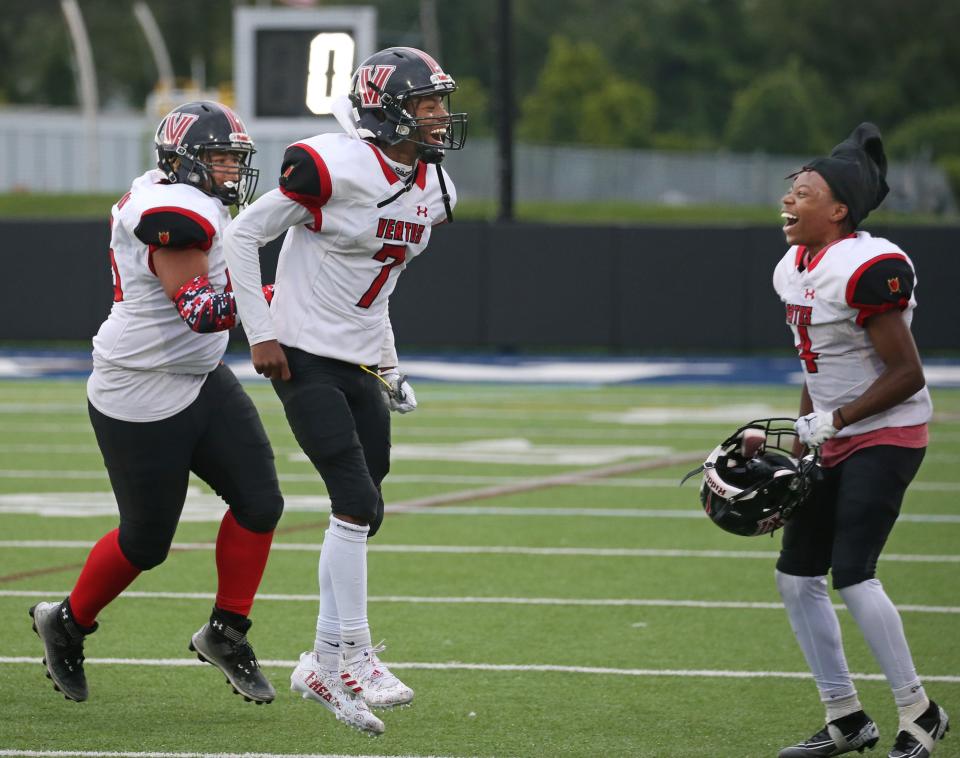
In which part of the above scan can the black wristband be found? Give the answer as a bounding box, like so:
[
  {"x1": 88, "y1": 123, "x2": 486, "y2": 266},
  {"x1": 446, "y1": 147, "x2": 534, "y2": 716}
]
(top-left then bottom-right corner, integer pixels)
[{"x1": 835, "y1": 408, "x2": 848, "y2": 428}]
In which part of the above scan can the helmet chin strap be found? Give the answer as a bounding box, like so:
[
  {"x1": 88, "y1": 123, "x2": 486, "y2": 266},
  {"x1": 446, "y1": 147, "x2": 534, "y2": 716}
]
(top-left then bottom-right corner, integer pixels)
[{"x1": 435, "y1": 163, "x2": 454, "y2": 224}]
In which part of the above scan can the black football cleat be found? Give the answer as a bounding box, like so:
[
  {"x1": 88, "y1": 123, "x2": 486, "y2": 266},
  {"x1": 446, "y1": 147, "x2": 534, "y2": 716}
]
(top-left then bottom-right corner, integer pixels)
[
  {"x1": 888, "y1": 700, "x2": 949, "y2": 758},
  {"x1": 779, "y1": 710, "x2": 881, "y2": 757},
  {"x1": 29, "y1": 599, "x2": 97, "y2": 702},
  {"x1": 189, "y1": 609, "x2": 275, "y2": 704}
]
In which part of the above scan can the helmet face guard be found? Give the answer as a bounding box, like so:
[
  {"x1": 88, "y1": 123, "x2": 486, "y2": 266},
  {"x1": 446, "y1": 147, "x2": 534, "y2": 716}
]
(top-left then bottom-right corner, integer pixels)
[
  {"x1": 683, "y1": 418, "x2": 822, "y2": 537},
  {"x1": 350, "y1": 47, "x2": 468, "y2": 163},
  {"x1": 155, "y1": 101, "x2": 259, "y2": 207}
]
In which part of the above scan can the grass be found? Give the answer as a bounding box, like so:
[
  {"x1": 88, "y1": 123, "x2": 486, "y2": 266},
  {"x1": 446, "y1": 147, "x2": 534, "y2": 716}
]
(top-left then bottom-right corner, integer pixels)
[
  {"x1": 0, "y1": 192, "x2": 955, "y2": 225},
  {"x1": 0, "y1": 378, "x2": 958, "y2": 757}
]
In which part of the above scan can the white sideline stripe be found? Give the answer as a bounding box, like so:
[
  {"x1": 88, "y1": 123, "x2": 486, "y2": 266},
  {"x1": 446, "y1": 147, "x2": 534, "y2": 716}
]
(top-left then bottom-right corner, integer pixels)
[
  {"x1": 3, "y1": 501, "x2": 960, "y2": 523},
  {"x1": 0, "y1": 755, "x2": 451, "y2": 758},
  {"x1": 4, "y1": 493, "x2": 959, "y2": 522},
  {"x1": 1, "y1": 540, "x2": 957, "y2": 563},
  {"x1": 2, "y1": 589, "x2": 957, "y2": 614},
  {"x1": 2, "y1": 656, "x2": 959, "y2": 684}
]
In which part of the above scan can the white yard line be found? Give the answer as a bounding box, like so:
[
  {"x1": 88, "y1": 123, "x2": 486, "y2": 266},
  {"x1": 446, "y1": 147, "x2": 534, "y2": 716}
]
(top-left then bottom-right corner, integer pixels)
[
  {"x1": 1, "y1": 540, "x2": 957, "y2": 563},
  {"x1": 3, "y1": 494, "x2": 960, "y2": 523},
  {"x1": 0, "y1": 752, "x2": 462, "y2": 758},
  {"x1": 2, "y1": 589, "x2": 957, "y2": 614},
  {"x1": 1, "y1": 656, "x2": 958, "y2": 683},
  {"x1": 5, "y1": 470, "x2": 960, "y2": 494}
]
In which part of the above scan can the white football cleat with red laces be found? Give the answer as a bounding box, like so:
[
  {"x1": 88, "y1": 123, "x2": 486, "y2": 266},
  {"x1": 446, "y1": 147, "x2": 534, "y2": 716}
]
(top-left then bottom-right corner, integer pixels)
[
  {"x1": 342, "y1": 641, "x2": 414, "y2": 708},
  {"x1": 290, "y1": 652, "x2": 384, "y2": 735}
]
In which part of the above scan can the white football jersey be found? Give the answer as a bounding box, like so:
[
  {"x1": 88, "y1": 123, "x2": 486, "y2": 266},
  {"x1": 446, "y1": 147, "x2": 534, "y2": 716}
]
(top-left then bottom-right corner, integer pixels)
[
  {"x1": 88, "y1": 169, "x2": 232, "y2": 421},
  {"x1": 224, "y1": 133, "x2": 457, "y2": 366},
  {"x1": 773, "y1": 231, "x2": 932, "y2": 435}
]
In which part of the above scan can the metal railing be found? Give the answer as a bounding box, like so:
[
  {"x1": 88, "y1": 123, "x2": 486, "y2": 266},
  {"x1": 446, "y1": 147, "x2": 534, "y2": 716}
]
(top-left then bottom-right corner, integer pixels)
[{"x1": 0, "y1": 108, "x2": 953, "y2": 214}]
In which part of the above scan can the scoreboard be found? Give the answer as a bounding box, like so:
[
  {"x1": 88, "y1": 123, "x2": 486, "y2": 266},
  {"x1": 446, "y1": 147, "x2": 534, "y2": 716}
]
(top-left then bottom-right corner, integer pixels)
[{"x1": 233, "y1": 6, "x2": 376, "y2": 130}]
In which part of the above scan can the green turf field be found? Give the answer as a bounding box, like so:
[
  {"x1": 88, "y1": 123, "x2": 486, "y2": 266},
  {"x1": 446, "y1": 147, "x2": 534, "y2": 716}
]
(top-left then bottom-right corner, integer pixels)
[{"x1": 1, "y1": 379, "x2": 958, "y2": 757}]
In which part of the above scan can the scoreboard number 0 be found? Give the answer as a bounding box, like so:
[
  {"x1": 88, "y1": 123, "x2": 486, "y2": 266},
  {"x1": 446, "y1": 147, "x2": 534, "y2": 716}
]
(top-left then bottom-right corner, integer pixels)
[{"x1": 305, "y1": 32, "x2": 356, "y2": 115}]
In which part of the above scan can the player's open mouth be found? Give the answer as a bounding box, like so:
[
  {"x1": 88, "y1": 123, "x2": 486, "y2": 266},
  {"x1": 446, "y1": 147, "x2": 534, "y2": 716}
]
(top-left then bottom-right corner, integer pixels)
[
  {"x1": 426, "y1": 127, "x2": 447, "y2": 145},
  {"x1": 780, "y1": 211, "x2": 798, "y2": 229}
]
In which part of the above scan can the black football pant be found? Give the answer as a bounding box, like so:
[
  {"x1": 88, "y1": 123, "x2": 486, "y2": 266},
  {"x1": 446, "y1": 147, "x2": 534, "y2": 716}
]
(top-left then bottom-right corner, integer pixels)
[
  {"x1": 88, "y1": 363, "x2": 283, "y2": 570},
  {"x1": 271, "y1": 346, "x2": 390, "y2": 537},
  {"x1": 776, "y1": 444, "x2": 925, "y2": 589}
]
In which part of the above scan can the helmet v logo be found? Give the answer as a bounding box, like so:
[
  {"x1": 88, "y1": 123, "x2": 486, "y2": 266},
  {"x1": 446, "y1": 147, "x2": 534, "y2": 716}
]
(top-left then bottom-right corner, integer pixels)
[
  {"x1": 357, "y1": 65, "x2": 396, "y2": 107},
  {"x1": 163, "y1": 113, "x2": 199, "y2": 147}
]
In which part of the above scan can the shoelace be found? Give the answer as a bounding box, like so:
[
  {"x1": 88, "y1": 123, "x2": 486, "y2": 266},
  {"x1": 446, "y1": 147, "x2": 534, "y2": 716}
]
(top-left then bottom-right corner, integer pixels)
[
  {"x1": 230, "y1": 639, "x2": 261, "y2": 671},
  {"x1": 59, "y1": 642, "x2": 85, "y2": 671},
  {"x1": 357, "y1": 641, "x2": 401, "y2": 685}
]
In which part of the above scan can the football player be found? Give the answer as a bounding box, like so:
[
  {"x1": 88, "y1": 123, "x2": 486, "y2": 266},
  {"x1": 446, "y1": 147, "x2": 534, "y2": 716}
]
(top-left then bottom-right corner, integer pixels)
[
  {"x1": 773, "y1": 124, "x2": 948, "y2": 758},
  {"x1": 223, "y1": 47, "x2": 467, "y2": 735},
  {"x1": 29, "y1": 101, "x2": 283, "y2": 706}
]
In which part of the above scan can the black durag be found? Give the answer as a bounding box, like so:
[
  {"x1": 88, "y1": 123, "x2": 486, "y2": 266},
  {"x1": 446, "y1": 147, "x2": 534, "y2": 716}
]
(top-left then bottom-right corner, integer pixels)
[{"x1": 802, "y1": 122, "x2": 890, "y2": 227}]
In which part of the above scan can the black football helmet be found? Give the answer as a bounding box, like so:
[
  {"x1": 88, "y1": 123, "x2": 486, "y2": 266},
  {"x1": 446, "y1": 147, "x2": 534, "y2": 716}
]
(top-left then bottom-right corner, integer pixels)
[
  {"x1": 349, "y1": 47, "x2": 467, "y2": 163},
  {"x1": 155, "y1": 101, "x2": 259, "y2": 207},
  {"x1": 681, "y1": 418, "x2": 822, "y2": 537}
]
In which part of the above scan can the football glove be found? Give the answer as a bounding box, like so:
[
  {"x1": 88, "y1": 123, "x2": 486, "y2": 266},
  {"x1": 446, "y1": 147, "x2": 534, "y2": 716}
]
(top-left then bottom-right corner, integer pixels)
[
  {"x1": 795, "y1": 410, "x2": 838, "y2": 448},
  {"x1": 379, "y1": 368, "x2": 417, "y2": 414}
]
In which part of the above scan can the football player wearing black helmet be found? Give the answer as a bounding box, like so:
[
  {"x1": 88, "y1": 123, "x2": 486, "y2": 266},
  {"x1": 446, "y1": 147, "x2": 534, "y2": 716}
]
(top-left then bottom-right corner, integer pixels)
[
  {"x1": 222, "y1": 48, "x2": 469, "y2": 735},
  {"x1": 29, "y1": 100, "x2": 281, "y2": 708},
  {"x1": 155, "y1": 100, "x2": 259, "y2": 207}
]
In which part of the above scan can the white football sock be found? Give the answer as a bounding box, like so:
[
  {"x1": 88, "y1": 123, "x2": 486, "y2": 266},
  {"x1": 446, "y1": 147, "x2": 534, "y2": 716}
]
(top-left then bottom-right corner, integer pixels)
[
  {"x1": 826, "y1": 693, "x2": 865, "y2": 723},
  {"x1": 897, "y1": 696, "x2": 932, "y2": 727},
  {"x1": 312, "y1": 530, "x2": 342, "y2": 669},
  {"x1": 776, "y1": 570, "x2": 858, "y2": 703},
  {"x1": 324, "y1": 515, "x2": 373, "y2": 653},
  {"x1": 838, "y1": 579, "x2": 925, "y2": 708}
]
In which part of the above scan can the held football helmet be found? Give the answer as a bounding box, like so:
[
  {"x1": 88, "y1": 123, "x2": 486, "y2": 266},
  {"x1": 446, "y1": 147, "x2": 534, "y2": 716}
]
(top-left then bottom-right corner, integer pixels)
[
  {"x1": 681, "y1": 418, "x2": 822, "y2": 537},
  {"x1": 155, "y1": 101, "x2": 259, "y2": 207},
  {"x1": 349, "y1": 47, "x2": 467, "y2": 163}
]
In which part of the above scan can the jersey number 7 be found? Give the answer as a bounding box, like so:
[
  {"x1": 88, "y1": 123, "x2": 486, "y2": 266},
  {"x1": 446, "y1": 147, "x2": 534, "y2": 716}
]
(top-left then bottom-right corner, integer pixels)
[{"x1": 356, "y1": 243, "x2": 406, "y2": 309}]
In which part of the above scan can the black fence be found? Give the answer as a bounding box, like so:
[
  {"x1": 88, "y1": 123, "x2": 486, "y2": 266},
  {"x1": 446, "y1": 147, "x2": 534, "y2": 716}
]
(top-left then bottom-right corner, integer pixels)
[{"x1": 3, "y1": 220, "x2": 956, "y2": 352}]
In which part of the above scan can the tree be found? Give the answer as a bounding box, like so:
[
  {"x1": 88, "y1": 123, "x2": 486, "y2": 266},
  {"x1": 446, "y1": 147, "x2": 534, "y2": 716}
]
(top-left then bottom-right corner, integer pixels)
[
  {"x1": 517, "y1": 35, "x2": 656, "y2": 147},
  {"x1": 887, "y1": 108, "x2": 960, "y2": 159},
  {"x1": 452, "y1": 76, "x2": 492, "y2": 138},
  {"x1": 725, "y1": 59, "x2": 836, "y2": 154}
]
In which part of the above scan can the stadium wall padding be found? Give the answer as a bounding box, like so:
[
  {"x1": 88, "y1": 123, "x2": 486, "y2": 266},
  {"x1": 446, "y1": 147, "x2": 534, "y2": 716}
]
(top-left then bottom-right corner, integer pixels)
[{"x1": 3, "y1": 221, "x2": 956, "y2": 352}]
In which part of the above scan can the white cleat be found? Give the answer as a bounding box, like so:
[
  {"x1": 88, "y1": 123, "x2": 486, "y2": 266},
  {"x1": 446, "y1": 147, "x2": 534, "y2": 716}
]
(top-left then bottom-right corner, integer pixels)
[
  {"x1": 290, "y1": 652, "x2": 385, "y2": 735},
  {"x1": 342, "y1": 641, "x2": 414, "y2": 708}
]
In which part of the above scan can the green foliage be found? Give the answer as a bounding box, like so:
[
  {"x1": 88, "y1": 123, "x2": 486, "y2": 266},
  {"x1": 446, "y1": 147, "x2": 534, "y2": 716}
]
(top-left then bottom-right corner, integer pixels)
[
  {"x1": 936, "y1": 155, "x2": 960, "y2": 203},
  {"x1": 1, "y1": 1, "x2": 959, "y2": 154},
  {"x1": 452, "y1": 76, "x2": 491, "y2": 138},
  {"x1": 582, "y1": 79, "x2": 656, "y2": 148},
  {"x1": 887, "y1": 108, "x2": 960, "y2": 159},
  {"x1": 518, "y1": 36, "x2": 656, "y2": 147},
  {"x1": 725, "y1": 59, "x2": 836, "y2": 154}
]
